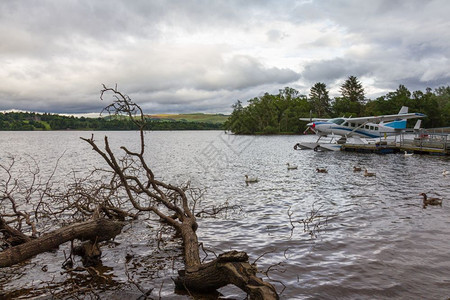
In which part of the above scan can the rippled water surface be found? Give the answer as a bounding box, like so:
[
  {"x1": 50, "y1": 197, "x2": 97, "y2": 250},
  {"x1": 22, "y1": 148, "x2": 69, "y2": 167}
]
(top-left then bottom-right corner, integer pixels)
[{"x1": 1, "y1": 131, "x2": 450, "y2": 299}]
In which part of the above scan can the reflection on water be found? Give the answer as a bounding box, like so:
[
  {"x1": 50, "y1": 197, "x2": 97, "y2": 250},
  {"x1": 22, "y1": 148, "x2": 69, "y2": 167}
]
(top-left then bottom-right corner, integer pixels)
[{"x1": 1, "y1": 131, "x2": 450, "y2": 299}]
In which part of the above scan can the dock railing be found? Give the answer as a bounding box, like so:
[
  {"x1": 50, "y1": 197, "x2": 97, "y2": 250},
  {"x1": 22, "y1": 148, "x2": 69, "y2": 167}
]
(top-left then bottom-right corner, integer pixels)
[{"x1": 400, "y1": 129, "x2": 449, "y2": 151}]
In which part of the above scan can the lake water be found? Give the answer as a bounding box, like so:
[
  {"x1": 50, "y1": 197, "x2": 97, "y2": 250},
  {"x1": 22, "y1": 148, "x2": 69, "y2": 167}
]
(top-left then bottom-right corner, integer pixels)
[{"x1": 1, "y1": 131, "x2": 450, "y2": 299}]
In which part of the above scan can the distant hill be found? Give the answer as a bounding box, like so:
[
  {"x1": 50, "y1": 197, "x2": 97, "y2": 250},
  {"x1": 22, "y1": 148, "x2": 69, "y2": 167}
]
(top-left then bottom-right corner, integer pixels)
[
  {"x1": 0, "y1": 111, "x2": 227, "y2": 131},
  {"x1": 146, "y1": 113, "x2": 229, "y2": 124}
]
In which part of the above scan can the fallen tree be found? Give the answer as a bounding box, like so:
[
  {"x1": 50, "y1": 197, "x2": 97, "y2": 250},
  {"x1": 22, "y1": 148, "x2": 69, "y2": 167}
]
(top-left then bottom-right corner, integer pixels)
[
  {"x1": 79, "y1": 85, "x2": 279, "y2": 299},
  {"x1": 0, "y1": 218, "x2": 123, "y2": 268},
  {"x1": 0, "y1": 85, "x2": 279, "y2": 299}
]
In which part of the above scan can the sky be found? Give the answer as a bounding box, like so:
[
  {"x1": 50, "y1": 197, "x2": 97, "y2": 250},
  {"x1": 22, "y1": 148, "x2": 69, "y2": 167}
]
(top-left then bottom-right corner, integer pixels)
[{"x1": 1, "y1": 0, "x2": 450, "y2": 114}]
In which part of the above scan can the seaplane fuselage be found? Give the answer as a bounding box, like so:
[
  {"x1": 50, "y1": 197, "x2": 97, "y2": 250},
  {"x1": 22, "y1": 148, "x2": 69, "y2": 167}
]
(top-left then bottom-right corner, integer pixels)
[
  {"x1": 307, "y1": 118, "x2": 407, "y2": 138},
  {"x1": 302, "y1": 106, "x2": 426, "y2": 139}
]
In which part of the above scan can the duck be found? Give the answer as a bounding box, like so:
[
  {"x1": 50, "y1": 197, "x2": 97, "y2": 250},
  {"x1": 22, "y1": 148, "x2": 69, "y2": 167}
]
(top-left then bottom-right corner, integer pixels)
[
  {"x1": 286, "y1": 163, "x2": 298, "y2": 170},
  {"x1": 364, "y1": 168, "x2": 376, "y2": 177},
  {"x1": 404, "y1": 151, "x2": 413, "y2": 156},
  {"x1": 244, "y1": 175, "x2": 258, "y2": 183},
  {"x1": 443, "y1": 170, "x2": 449, "y2": 176},
  {"x1": 353, "y1": 166, "x2": 362, "y2": 172},
  {"x1": 316, "y1": 168, "x2": 328, "y2": 173},
  {"x1": 419, "y1": 193, "x2": 442, "y2": 207}
]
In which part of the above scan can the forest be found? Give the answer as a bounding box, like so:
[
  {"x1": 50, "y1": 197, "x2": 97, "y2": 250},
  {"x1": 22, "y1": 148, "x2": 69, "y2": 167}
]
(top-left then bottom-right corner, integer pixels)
[
  {"x1": 0, "y1": 112, "x2": 223, "y2": 131},
  {"x1": 224, "y1": 76, "x2": 450, "y2": 134}
]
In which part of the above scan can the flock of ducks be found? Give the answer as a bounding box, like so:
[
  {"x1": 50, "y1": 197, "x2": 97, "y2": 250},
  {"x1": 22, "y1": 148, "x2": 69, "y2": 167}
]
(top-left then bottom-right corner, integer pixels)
[
  {"x1": 246, "y1": 163, "x2": 376, "y2": 181},
  {"x1": 245, "y1": 163, "x2": 446, "y2": 209},
  {"x1": 355, "y1": 167, "x2": 376, "y2": 177},
  {"x1": 352, "y1": 165, "x2": 376, "y2": 177}
]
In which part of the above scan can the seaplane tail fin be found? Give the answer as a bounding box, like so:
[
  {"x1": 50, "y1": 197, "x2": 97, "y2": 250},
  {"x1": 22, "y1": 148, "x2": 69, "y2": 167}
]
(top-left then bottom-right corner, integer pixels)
[
  {"x1": 398, "y1": 106, "x2": 408, "y2": 114},
  {"x1": 385, "y1": 119, "x2": 407, "y2": 129},
  {"x1": 413, "y1": 119, "x2": 422, "y2": 131},
  {"x1": 385, "y1": 106, "x2": 409, "y2": 129}
]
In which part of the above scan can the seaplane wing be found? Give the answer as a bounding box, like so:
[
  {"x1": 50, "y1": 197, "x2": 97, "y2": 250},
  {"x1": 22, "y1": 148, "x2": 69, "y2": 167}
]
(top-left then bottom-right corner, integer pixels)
[
  {"x1": 348, "y1": 112, "x2": 426, "y2": 124},
  {"x1": 299, "y1": 117, "x2": 330, "y2": 122}
]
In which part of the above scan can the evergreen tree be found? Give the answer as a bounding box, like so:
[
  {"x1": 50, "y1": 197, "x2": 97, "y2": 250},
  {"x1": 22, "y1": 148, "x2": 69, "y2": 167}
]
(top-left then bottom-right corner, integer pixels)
[
  {"x1": 340, "y1": 75, "x2": 365, "y2": 103},
  {"x1": 309, "y1": 82, "x2": 331, "y2": 117},
  {"x1": 334, "y1": 76, "x2": 365, "y2": 116}
]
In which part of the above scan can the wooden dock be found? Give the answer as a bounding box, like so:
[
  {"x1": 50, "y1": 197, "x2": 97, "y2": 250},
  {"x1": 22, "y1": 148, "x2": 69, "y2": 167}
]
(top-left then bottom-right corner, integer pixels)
[{"x1": 341, "y1": 132, "x2": 450, "y2": 155}]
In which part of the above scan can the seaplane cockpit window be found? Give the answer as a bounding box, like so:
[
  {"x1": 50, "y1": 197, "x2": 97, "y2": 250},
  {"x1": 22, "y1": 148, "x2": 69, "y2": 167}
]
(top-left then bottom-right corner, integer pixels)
[
  {"x1": 365, "y1": 125, "x2": 369, "y2": 129},
  {"x1": 330, "y1": 118, "x2": 345, "y2": 125},
  {"x1": 351, "y1": 123, "x2": 355, "y2": 127},
  {"x1": 370, "y1": 126, "x2": 374, "y2": 130},
  {"x1": 342, "y1": 122, "x2": 348, "y2": 126},
  {"x1": 375, "y1": 127, "x2": 379, "y2": 131}
]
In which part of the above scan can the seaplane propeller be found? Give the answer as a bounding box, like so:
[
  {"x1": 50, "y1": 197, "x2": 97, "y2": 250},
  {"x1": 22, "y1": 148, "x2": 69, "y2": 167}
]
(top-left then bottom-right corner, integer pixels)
[
  {"x1": 303, "y1": 111, "x2": 318, "y2": 134},
  {"x1": 303, "y1": 122, "x2": 316, "y2": 134},
  {"x1": 303, "y1": 110, "x2": 315, "y2": 134}
]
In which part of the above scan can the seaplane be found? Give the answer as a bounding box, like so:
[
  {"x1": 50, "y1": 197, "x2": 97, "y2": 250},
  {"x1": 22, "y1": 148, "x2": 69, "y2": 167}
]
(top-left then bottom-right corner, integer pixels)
[{"x1": 294, "y1": 106, "x2": 426, "y2": 151}]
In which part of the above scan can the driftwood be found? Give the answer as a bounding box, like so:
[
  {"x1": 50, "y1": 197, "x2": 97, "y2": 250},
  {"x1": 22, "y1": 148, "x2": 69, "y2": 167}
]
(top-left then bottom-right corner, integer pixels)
[
  {"x1": 0, "y1": 216, "x2": 32, "y2": 246},
  {"x1": 0, "y1": 219, "x2": 123, "y2": 268},
  {"x1": 175, "y1": 250, "x2": 279, "y2": 299}
]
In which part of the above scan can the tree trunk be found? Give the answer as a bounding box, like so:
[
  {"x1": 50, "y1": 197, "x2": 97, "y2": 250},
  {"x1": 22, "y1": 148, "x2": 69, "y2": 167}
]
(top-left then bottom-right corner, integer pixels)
[
  {"x1": 176, "y1": 216, "x2": 279, "y2": 299},
  {"x1": 0, "y1": 219, "x2": 123, "y2": 268},
  {"x1": 0, "y1": 216, "x2": 32, "y2": 246},
  {"x1": 175, "y1": 251, "x2": 279, "y2": 300},
  {"x1": 179, "y1": 221, "x2": 201, "y2": 268}
]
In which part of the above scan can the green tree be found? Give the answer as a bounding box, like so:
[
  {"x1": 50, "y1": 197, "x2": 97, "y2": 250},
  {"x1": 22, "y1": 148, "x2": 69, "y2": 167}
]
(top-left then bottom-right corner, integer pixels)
[
  {"x1": 309, "y1": 82, "x2": 331, "y2": 117},
  {"x1": 331, "y1": 97, "x2": 362, "y2": 117},
  {"x1": 433, "y1": 86, "x2": 450, "y2": 126},
  {"x1": 224, "y1": 100, "x2": 248, "y2": 134},
  {"x1": 226, "y1": 87, "x2": 310, "y2": 134},
  {"x1": 412, "y1": 89, "x2": 441, "y2": 128},
  {"x1": 340, "y1": 76, "x2": 365, "y2": 103},
  {"x1": 335, "y1": 76, "x2": 365, "y2": 116},
  {"x1": 384, "y1": 84, "x2": 412, "y2": 113}
]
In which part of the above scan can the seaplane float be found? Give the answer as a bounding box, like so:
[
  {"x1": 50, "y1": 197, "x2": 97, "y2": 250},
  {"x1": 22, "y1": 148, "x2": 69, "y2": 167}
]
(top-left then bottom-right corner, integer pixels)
[{"x1": 294, "y1": 106, "x2": 426, "y2": 151}]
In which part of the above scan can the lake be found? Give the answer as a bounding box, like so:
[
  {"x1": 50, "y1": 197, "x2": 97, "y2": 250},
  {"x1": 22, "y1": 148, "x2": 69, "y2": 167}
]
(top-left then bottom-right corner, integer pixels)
[{"x1": 1, "y1": 131, "x2": 450, "y2": 299}]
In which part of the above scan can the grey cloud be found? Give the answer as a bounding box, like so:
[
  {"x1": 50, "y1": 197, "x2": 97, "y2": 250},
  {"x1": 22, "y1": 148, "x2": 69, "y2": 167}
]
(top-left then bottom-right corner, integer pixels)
[
  {"x1": 296, "y1": 0, "x2": 450, "y2": 97},
  {"x1": 302, "y1": 58, "x2": 373, "y2": 83},
  {"x1": 103, "y1": 47, "x2": 300, "y2": 94},
  {"x1": 1, "y1": 0, "x2": 450, "y2": 113},
  {"x1": 196, "y1": 55, "x2": 300, "y2": 91},
  {"x1": 0, "y1": 95, "x2": 103, "y2": 114}
]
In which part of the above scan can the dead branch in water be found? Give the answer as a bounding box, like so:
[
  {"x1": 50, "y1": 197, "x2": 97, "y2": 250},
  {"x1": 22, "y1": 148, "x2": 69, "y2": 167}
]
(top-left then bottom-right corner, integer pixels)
[
  {"x1": 79, "y1": 84, "x2": 279, "y2": 298},
  {"x1": 288, "y1": 202, "x2": 338, "y2": 239},
  {"x1": 0, "y1": 85, "x2": 280, "y2": 299}
]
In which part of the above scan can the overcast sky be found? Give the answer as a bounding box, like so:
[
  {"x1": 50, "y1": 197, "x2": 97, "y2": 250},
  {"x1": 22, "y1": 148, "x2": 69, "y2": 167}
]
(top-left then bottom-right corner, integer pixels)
[{"x1": 1, "y1": 0, "x2": 449, "y2": 114}]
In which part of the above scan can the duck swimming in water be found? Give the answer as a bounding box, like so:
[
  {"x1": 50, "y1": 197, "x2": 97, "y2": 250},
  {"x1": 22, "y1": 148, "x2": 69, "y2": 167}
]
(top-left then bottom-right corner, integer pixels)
[
  {"x1": 353, "y1": 166, "x2": 362, "y2": 172},
  {"x1": 364, "y1": 169, "x2": 377, "y2": 177},
  {"x1": 419, "y1": 193, "x2": 442, "y2": 208},
  {"x1": 364, "y1": 168, "x2": 376, "y2": 177},
  {"x1": 245, "y1": 175, "x2": 258, "y2": 183},
  {"x1": 404, "y1": 151, "x2": 413, "y2": 156},
  {"x1": 316, "y1": 168, "x2": 328, "y2": 173},
  {"x1": 286, "y1": 163, "x2": 298, "y2": 170}
]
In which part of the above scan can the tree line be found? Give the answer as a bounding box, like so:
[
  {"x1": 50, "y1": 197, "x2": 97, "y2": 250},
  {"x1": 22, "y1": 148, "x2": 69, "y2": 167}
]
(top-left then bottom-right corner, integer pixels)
[
  {"x1": 225, "y1": 76, "x2": 450, "y2": 134},
  {"x1": 0, "y1": 112, "x2": 223, "y2": 131}
]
